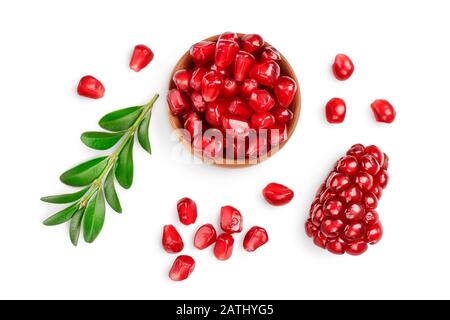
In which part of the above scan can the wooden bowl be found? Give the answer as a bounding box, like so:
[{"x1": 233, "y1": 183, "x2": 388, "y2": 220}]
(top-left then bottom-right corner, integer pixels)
[{"x1": 168, "y1": 33, "x2": 301, "y2": 167}]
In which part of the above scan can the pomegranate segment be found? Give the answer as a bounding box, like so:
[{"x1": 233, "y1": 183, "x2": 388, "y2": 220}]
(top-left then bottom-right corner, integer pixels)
[
  {"x1": 169, "y1": 255, "x2": 195, "y2": 281},
  {"x1": 162, "y1": 224, "x2": 184, "y2": 253},
  {"x1": 262, "y1": 183, "x2": 294, "y2": 206},
  {"x1": 214, "y1": 233, "x2": 234, "y2": 261},
  {"x1": 243, "y1": 226, "x2": 269, "y2": 252},
  {"x1": 306, "y1": 144, "x2": 389, "y2": 255},
  {"x1": 77, "y1": 75, "x2": 105, "y2": 99},
  {"x1": 129, "y1": 44, "x2": 154, "y2": 72},
  {"x1": 194, "y1": 224, "x2": 217, "y2": 249},
  {"x1": 177, "y1": 197, "x2": 198, "y2": 225},
  {"x1": 220, "y1": 205, "x2": 243, "y2": 233}
]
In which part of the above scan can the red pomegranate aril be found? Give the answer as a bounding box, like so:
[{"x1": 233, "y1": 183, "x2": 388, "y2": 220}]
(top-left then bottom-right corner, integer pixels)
[
  {"x1": 129, "y1": 44, "x2": 154, "y2": 72},
  {"x1": 243, "y1": 226, "x2": 269, "y2": 252},
  {"x1": 169, "y1": 255, "x2": 195, "y2": 281},
  {"x1": 313, "y1": 232, "x2": 328, "y2": 248},
  {"x1": 274, "y1": 76, "x2": 297, "y2": 107},
  {"x1": 167, "y1": 89, "x2": 191, "y2": 116},
  {"x1": 214, "y1": 233, "x2": 234, "y2": 261},
  {"x1": 269, "y1": 123, "x2": 287, "y2": 146},
  {"x1": 366, "y1": 222, "x2": 383, "y2": 244},
  {"x1": 320, "y1": 219, "x2": 345, "y2": 238},
  {"x1": 305, "y1": 220, "x2": 319, "y2": 238},
  {"x1": 249, "y1": 89, "x2": 276, "y2": 112},
  {"x1": 260, "y1": 47, "x2": 281, "y2": 62},
  {"x1": 325, "y1": 98, "x2": 346, "y2": 123},
  {"x1": 219, "y1": 31, "x2": 239, "y2": 42},
  {"x1": 251, "y1": 112, "x2": 275, "y2": 129},
  {"x1": 184, "y1": 112, "x2": 203, "y2": 138},
  {"x1": 369, "y1": 185, "x2": 383, "y2": 199},
  {"x1": 323, "y1": 198, "x2": 344, "y2": 218},
  {"x1": 272, "y1": 106, "x2": 293, "y2": 123},
  {"x1": 177, "y1": 197, "x2": 198, "y2": 225},
  {"x1": 340, "y1": 185, "x2": 363, "y2": 205},
  {"x1": 215, "y1": 40, "x2": 240, "y2": 68},
  {"x1": 365, "y1": 145, "x2": 384, "y2": 167},
  {"x1": 205, "y1": 99, "x2": 228, "y2": 127},
  {"x1": 346, "y1": 241, "x2": 368, "y2": 256},
  {"x1": 347, "y1": 144, "x2": 366, "y2": 159},
  {"x1": 343, "y1": 223, "x2": 365, "y2": 241},
  {"x1": 194, "y1": 224, "x2": 217, "y2": 250},
  {"x1": 162, "y1": 225, "x2": 184, "y2": 253},
  {"x1": 202, "y1": 71, "x2": 223, "y2": 102},
  {"x1": 376, "y1": 170, "x2": 389, "y2": 189},
  {"x1": 363, "y1": 210, "x2": 379, "y2": 226},
  {"x1": 221, "y1": 114, "x2": 250, "y2": 138},
  {"x1": 355, "y1": 172, "x2": 374, "y2": 191},
  {"x1": 234, "y1": 51, "x2": 256, "y2": 82},
  {"x1": 77, "y1": 75, "x2": 105, "y2": 99},
  {"x1": 326, "y1": 238, "x2": 347, "y2": 255},
  {"x1": 190, "y1": 67, "x2": 207, "y2": 91},
  {"x1": 326, "y1": 172, "x2": 351, "y2": 192},
  {"x1": 193, "y1": 129, "x2": 224, "y2": 159},
  {"x1": 336, "y1": 156, "x2": 359, "y2": 176},
  {"x1": 364, "y1": 192, "x2": 378, "y2": 210},
  {"x1": 250, "y1": 60, "x2": 280, "y2": 87},
  {"x1": 319, "y1": 188, "x2": 336, "y2": 204},
  {"x1": 172, "y1": 69, "x2": 192, "y2": 92},
  {"x1": 262, "y1": 182, "x2": 294, "y2": 206},
  {"x1": 239, "y1": 79, "x2": 259, "y2": 98},
  {"x1": 332, "y1": 54, "x2": 354, "y2": 81},
  {"x1": 371, "y1": 99, "x2": 396, "y2": 123},
  {"x1": 221, "y1": 78, "x2": 239, "y2": 97},
  {"x1": 345, "y1": 202, "x2": 365, "y2": 221},
  {"x1": 382, "y1": 153, "x2": 389, "y2": 170},
  {"x1": 360, "y1": 155, "x2": 380, "y2": 176},
  {"x1": 190, "y1": 41, "x2": 216, "y2": 65},
  {"x1": 209, "y1": 63, "x2": 233, "y2": 78},
  {"x1": 311, "y1": 206, "x2": 325, "y2": 226},
  {"x1": 241, "y1": 34, "x2": 264, "y2": 53},
  {"x1": 246, "y1": 134, "x2": 269, "y2": 158},
  {"x1": 228, "y1": 97, "x2": 253, "y2": 119},
  {"x1": 220, "y1": 205, "x2": 243, "y2": 233},
  {"x1": 191, "y1": 91, "x2": 206, "y2": 113}
]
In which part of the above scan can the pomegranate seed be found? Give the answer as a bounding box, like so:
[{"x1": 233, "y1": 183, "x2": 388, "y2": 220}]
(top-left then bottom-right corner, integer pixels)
[
  {"x1": 305, "y1": 220, "x2": 319, "y2": 238},
  {"x1": 228, "y1": 97, "x2": 253, "y2": 119},
  {"x1": 219, "y1": 31, "x2": 239, "y2": 42},
  {"x1": 382, "y1": 153, "x2": 389, "y2": 170},
  {"x1": 214, "y1": 233, "x2": 234, "y2": 260},
  {"x1": 354, "y1": 172, "x2": 374, "y2": 191},
  {"x1": 323, "y1": 198, "x2": 344, "y2": 218},
  {"x1": 169, "y1": 255, "x2": 195, "y2": 281},
  {"x1": 202, "y1": 71, "x2": 223, "y2": 102},
  {"x1": 376, "y1": 170, "x2": 389, "y2": 189},
  {"x1": 366, "y1": 222, "x2": 383, "y2": 244},
  {"x1": 269, "y1": 123, "x2": 287, "y2": 146},
  {"x1": 234, "y1": 51, "x2": 256, "y2": 81},
  {"x1": 246, "y1": 135, "x2": 269, "y2": 158},
  {"x1": 176, "y1": 197, "x2": 198, "y2": 225},
  {"x1": 167, "y1": 89, "x2": 191, "y2": 116},
  {"x1": 336, "y1": 156, "x2": 359, "y2": 176},
  {"x1": 260, "y1": 47, "x2": 281, "y2": 62},
  {"x1": 129, "y1": 44, "x2": 154, "y2": 72},
  {"x1": 360, "y1": 155, "x2": 380, "y2": 176},
  {"x1": 326, "y1": 238, "x2": 347, "y2": 255},
  {"x1": 184, "y1": 112, "x2": 203, "y2": 138},
  {"x1": 325, "y1": 98, "x2": 346, "y2": 123},
  {"x1": 365, "y1": 145, "x2": 385, "y2": 166},
  {"x1": 243, "y1": 226, "x2": 269, "y2": 252},
  {"x1": 321, "y1": 219, "x2": 345, "y2": 237},
  {"x1": 205, "y1": 99, "x2": 228, "y2": 127},
  {"x1": 311, "y1": 206, "x2": 325, "y2": 226},
  {"x1": 364, "y1": 192, "x2": 378, "y2": 210},
  {"x1": 192, "y1": 129, "x2": 224, "y2": 159},
  {"x1": 221, "y1": 114, "x2": 251, "y2": 138},
  {"x1": 326, "y1": 172, "x2": 351, "y2": 192},
  {"x1": 346, "y1": 241, "x2": 368, "y2": 256},
  {"x1": 274, "y1": 76, "x2": 297, "y2": 107},
  {"x1": 319, "y1": 188, "x2": 336, "y2": 204},
  {"x1": 190, "y1": 91, "x2": 206, "y2": 113},
  {"x1": 369, "y1": 184, "x2": 383, "y2": 199},
  {"x1": 340, "y1": 185, "x2": 363, "y2": 205},
  {"x1": 313, "y1": 232, "x2": 328, "y2": 248},
  {"x1": 215, "y1": 40, "x2": 240, "y2": 68},
  {"x1": 250, "y1": 61, "x2": 280, "y2": 87},
  {"x1": 190, "y1": 41, "x2": 216, "y2": 65},
  {"x1": 239, "y1": 79, "x2": 259, "y2": 98},
  {"x1": 332, "y1": 54, "x2": 354, "y2": 81},
  {"x1": 77, "y1": 75, "x2": 105, "y2": 99},
  {"x1": 249, "y1": 89, "x2": 276, "y2": 112},
  {"x1": 262, "y1": 182, "x2": 294, "y2": 206},
  {"x1": 220, "y1": 205, "x2": 243, "y2": 233},
  {"x1": 343, "y1": 223, "x2": 365, "y2": 241},
  {"x1": 190, "y1": 67, "x2": 207, "y2": 91},
  {"x1": 209, "y1": 63, "x2": 233, "y2": 78},
  {"x1": 251, "y1": 112, "x2": 275, "y2": 129},
  {"x1": 345, "y1": 202, "x2": 365, "y2": 221},
  {"x1": 347, "y1": 144, "x2": 366, "y2": 159},
  {"x1": 194, "y1": 224, "x2": 217, "y2": 250},
  {"x1": 371, "y1": 99, "x2": 396, "y2": 123},
  {"x1": 272, "y1": 106, "x2": 294, "y2": 123},
  {"x1": 221, "y1": 78, "x2": 239, "y2": 98},
  {"x1": 363, "y1": 210, "x2": 379, "y2": 226},
  {"x1": 172, "y1": 69, "x2": 192, "y2": 92},
  {"x1": 162, "y1": 225, "x2": 184, "y2": 253},
  {"x1": 241, "y1": 34, "x2": 264, "y2": 53}
]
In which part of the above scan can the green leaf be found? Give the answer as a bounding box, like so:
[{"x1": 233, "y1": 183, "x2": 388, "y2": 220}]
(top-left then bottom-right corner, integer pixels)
[
  {"x1": 83, "y1": 190, "x2": 106, "y2": 243},
  {"x1": 40, "y1": 186, "x2": 89, "y2": 204},
  {"x1": 80, "y1": 131, "x2": 125, "y2": 150},
  {"x1": 69, "y1": 208, "x2": 84, "y2": 246},
  {"x1": 138, "y1": 111, "x2": 152, "y2": 154},
  {"x1": 104, "y1": 167, "x2": 122, "y2": 213},
  {"x1": 43, "y1": 202, "x2": 79, "y2": 226},
  {"x1": 60, "y1": 156, "x2": 109, "y2": 187},
  {"x1": 99, "y1": 106, "x2": 143, "y2": 132},
  {"x1": 115, "y1": 138, "x2": 134, "y2": 189}
]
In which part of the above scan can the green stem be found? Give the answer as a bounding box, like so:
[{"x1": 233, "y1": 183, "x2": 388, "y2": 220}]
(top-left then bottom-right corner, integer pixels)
[{"x1": 79, "y1": 94, "x2": 159, "y2": 208}]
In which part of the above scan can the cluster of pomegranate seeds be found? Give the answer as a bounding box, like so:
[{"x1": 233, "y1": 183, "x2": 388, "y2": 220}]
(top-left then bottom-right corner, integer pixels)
[
  {"x1": 305, "y1": 144, "x2": 389, "y2": 255},
  {"x1": 77, "y1": 75, "x2": 105, "y2": 99},
  {"x1": 262, "y1": 182, "x2": 294, "y2": 206},
  {"x1": 167, "y1": 32, "x2": 298, "y2": 161}
]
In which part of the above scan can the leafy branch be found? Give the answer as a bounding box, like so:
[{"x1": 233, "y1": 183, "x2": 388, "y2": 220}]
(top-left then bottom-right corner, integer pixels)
[{"x1": 41, "y1": 94, "x2": 159, "y2": 245}]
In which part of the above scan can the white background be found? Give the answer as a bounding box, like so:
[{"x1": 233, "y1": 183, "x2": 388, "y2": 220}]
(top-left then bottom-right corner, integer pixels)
[{"x1": 0, "y1": 0, "x2": 449, "y2": 300}]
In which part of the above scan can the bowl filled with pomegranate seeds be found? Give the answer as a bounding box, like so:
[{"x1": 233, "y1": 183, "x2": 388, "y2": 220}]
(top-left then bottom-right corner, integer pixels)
[{"x1": 167, "y1": 32, "x2": 301, "y2": 167}]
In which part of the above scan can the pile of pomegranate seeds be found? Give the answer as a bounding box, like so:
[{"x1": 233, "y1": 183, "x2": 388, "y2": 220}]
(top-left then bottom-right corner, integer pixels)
[
  {"x1": 167, "y1": 31, "x2": 298, "y2": 161},
  {"x1": 164, "y1": 197, "x2": 269, "y2": 281},
  {"x1": 305, "y1": 144, "x2": 389, "y2": 255}
]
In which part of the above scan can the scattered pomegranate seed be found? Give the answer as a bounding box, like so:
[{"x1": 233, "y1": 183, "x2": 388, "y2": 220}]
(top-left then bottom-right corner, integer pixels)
[
  {"x1": 167, "y1": 89, "x2": 191, "y2": 116},
  {"x1": 371, "y1": 99, "x2": 396, "y2": 123},
  {"x1": 169, "y1": 255, "x2": 195, "y2": 281},
  {"x1": 172, "y1": 69, "x2": 192, "y2": 92},
  {"x1": 234, "y1": 51, "x2": 255, "y2": 82},
  {"x1": 177, "y1": 197, "x2": 198, "y2": 225},
  {"x1": 262, "y1": 183, "x2": 294, "y2": 206},
  {"x1": 77, "y1": 75, "x2": 105, "y2": 99},
  {"x1": 214, "y1": 233, "x2": 234, "y2": 261},
  {"x1": 250, "y1": 60, "x2": 280, "y2": 87},
  {"x1": 241, "y1": 34, "x2": 264, "y2": 53},
  {"x1": 260, "y1": 47, "x2": 281, "y2": 62},
  {"x1": 274, "y1": 76, "x2": 297, "y2": 107},
  {"x1": 162, "y1": 224, "x2": 184, "y2": 253},
  {"x1": 194, "y1": 224, "x2": 217, "y2": 250},
  {"x1": 201, "y1": 71, "x2": 223, "y2": 102},
  {"x1": 243, "y1": 226, "x2": 269, "y2": 252},
  {"x1": 249, "y1": 89, "x2": 276, "y2": 112},
  {"x1": 332, "y1": 54, "x2": 354, "y2": 81},
  {"x1": 215, "y1": 40, "x2": 240, "y2": 68},
  {"x1": 129, "y1": 44, "x2": 154, "y2": 72},
  {"x1": 306, "y1": 144, "x2": 389, "y2": 255},
  {"x1": 220, "y1": 205, "x2": 243, "y2": 233},
  {"x1": 325, "y1": 98, "x2": 346, "y2": 123},
  {"x1": 190, "y1": 41, "x2": 216, "y2": 65}
]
